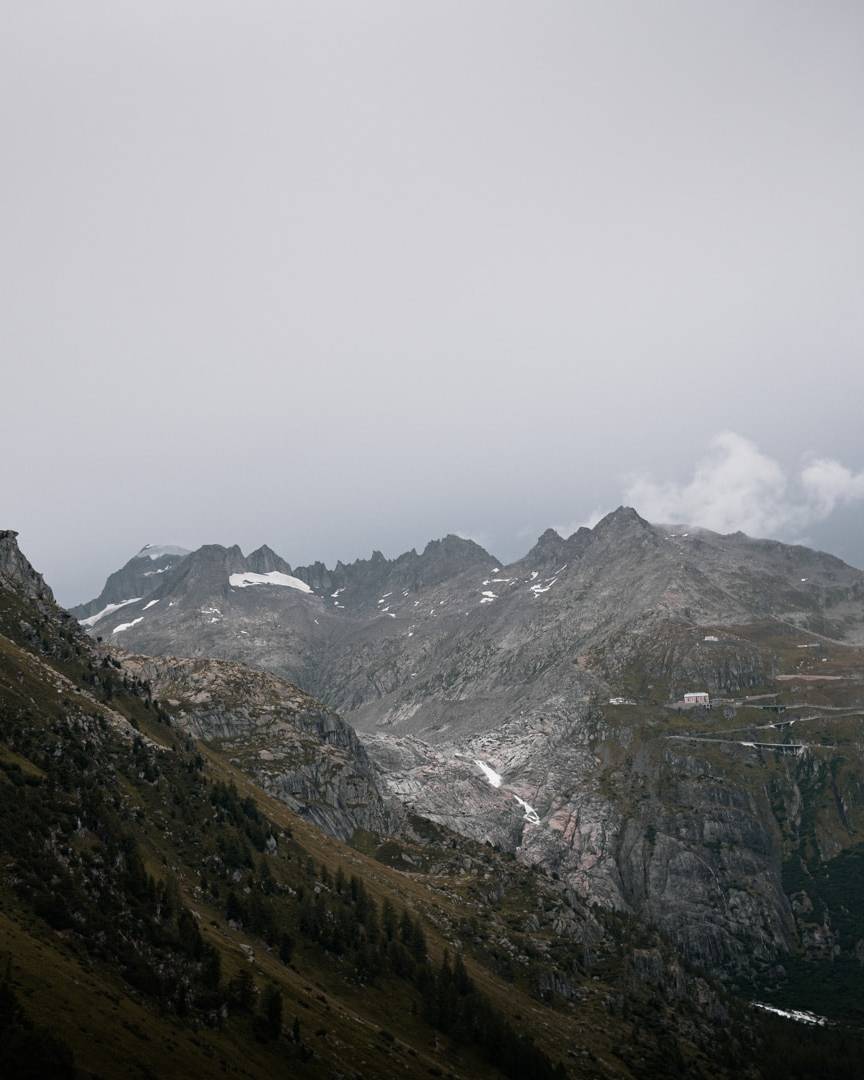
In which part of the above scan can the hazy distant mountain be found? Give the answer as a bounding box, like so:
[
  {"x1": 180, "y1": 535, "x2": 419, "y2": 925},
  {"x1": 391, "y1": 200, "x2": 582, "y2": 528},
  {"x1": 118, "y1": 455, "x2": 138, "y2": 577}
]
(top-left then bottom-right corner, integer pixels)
[
  {"x1": 74, "y1": 508, "x2": 864, "y2": 716},
  {"x1": 69, "y1": 543, "x2": 190, "y2": 624}
]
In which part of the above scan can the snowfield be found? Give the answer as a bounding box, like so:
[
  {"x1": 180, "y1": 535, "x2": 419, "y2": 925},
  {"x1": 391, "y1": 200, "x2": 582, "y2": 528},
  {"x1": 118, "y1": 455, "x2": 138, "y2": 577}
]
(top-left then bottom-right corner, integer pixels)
[
  {"x1": 752, "y1": 1002, "x2": 829, "y2": 1026},
  {"x1": 512, "y1": 793, "x2": 541, "y2": 824},
  {"x1": 137, "y1": 544, "x2": 189, "y2": 560},
  {"x1": 79, "y1": 597, "x2": 142, "y2": 628},
  {"x1": 228, "y1": 571, "x2": 313, "y2": 593},
  {"x1": 474, "y1": 761, "x2": 541, "y2": 823},
  {"x1": 474, "y1": 760, "x2": 503, "y2": 787}
]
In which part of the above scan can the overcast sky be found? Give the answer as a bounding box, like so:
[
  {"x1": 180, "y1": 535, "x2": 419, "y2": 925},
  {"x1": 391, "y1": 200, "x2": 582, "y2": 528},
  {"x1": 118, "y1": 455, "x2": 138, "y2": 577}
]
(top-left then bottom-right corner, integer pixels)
[{"x1": 2, "y1": 2, "x2": 863, "y2": 605}]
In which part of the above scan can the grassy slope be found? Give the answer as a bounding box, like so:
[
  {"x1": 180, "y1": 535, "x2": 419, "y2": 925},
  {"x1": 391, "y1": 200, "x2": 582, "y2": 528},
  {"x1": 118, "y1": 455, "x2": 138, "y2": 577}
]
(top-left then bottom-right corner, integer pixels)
[{"x1": 0, "y1": 626, "x2": 512, "y2": 1080}]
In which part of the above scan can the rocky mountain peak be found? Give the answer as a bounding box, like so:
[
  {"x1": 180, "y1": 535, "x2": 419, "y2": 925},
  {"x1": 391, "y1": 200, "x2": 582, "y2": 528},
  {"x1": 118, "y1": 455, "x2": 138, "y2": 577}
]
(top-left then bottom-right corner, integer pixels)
[
  {"x1": 534, "y1": 526, "x2": 565, "y2": 551},
  {"x1": 422, "y1": 533, "x2": 489, "y2": 558},
  {"x1": 154, "y1": 543, "x2": 247, "y2": 601},
  {"x1": 288, "y1": 535, "x2": 496, "y2": 612},
  {"x1": 516, "y1": 527, "x2": 568, "y2": 571},
  {"x1": 515, "y1": 518, "x2": 614, "y2": 573},
  {"x1": 584, "y1": 506, "x2": 661, "y2": 562},
  {"x1": 0, "y1": 529, "x2": 54, "y2": 603},
  {"x1": 405, "y1": 534, "x2": 494, "y2": 587},
  {"x1": 246, "y1": 544, "x2": 292, "y2": 575},
  {"x1": 136, "y1": 543, "x2": 191, "y2": 560},
  {"x1": 290, "y1": 559, "x2": 332, "y2": 592},
  {"x1": 592, "y1": 505, "x2": 652, "y2": 535},
  {"x1": 70, "y1": 543, "x2": 190, "y2": 620},
  {"x1": 198, "y1": 543, "x2": 244, "y2": 560}
]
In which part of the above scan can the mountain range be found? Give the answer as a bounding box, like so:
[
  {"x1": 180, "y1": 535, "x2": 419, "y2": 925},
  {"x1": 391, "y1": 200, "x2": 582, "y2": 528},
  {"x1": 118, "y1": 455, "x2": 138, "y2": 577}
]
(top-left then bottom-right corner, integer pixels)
[
  {"x1": 1, "y1": 525, "x2": 786, "y2": 1080},
  {"x1": 69, "y1": 511, "x2": 864, "y2": 993},
  {"x1": 4, "y1": 513, "x2": 864, "y2": 1077}
]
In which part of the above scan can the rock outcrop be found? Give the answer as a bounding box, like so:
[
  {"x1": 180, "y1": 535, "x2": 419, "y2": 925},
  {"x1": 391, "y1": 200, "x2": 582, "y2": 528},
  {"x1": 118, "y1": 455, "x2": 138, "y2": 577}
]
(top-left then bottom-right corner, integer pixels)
[
  {"x1": 0, "y1": 529, "x2": 55, "y2": 603},
  {"x1": 119, "y1": 652, "x2": 397, "y2": 841}
]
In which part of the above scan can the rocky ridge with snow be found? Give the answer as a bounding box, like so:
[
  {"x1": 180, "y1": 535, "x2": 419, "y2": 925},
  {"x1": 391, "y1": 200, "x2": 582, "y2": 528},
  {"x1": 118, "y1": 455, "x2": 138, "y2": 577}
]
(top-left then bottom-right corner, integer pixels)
[
  {"x1": 70, "y1": 543, "x2": 190, "y2": 622},
  {"x1": 71, "y1": 510, "x2": 864, "y2": 987}
]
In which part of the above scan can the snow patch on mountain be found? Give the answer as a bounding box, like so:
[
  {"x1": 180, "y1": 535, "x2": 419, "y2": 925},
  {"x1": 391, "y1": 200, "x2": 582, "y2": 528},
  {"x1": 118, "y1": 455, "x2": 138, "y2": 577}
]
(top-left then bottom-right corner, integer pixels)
[
  {"x1": 512, "y1": 793, "x2": 541, "y2": 824},
  {"x1": 137, "y1": 544, "x2": 190, "y2": 560},
  {"x1": 474, "y1": 761, "x2": 540, "y2": 823},
  {"x1": 474, "y1": 760, "x2": 503, "y2": 787},
  {"x1": 752, "y1": 1002, "x2": 828, "y2": 1026},
  {"x1": 229, "y1": 571, "x2": 313, "y2": 593},
  {"x1": 113, "y1": 617, "x2": 144, "y2": 634},
  {"x1": 530, "y1": 579, "x2": 556, "y2": 595},
  {"x1": 79, "y1": 597, "x2": 142, "y2": 628}
]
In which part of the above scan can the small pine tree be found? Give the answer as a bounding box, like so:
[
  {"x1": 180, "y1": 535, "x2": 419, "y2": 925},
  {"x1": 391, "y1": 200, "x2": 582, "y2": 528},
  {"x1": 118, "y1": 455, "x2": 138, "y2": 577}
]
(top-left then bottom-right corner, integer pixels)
[
  {"x1": 258, "y1": 860, "x2": 275, "y2": 894},
  {"x1": 409, "y1": 918, "x2": 428, "y2": 963},
  {"x1": 201, "y1": 945, "x2": 222, "y2": 989},
  {"x1": 177, "y1": 908, "x2": 203, "y2": 959},
  {"x1": 279, "y1": 933, "x2": 294, "y2": 965},
  {"x1": 261, "y1": 985, "x2": 283, "y2": 1039},
  {"x1": 382, "y1": 898, "x2": 397, "y2": 941},
  {"x1": 225, "y1": 891, "x2": 244, "y2": 924},
  {"x1": 453, "y1": 953, "x2": 472, "y2": 995},
  {"x1": 158, "y1": 873, "x2": 181, "y2": 921},
  {"x1": 227, "y1": 968, "x2": 256, "y2": 1012}
]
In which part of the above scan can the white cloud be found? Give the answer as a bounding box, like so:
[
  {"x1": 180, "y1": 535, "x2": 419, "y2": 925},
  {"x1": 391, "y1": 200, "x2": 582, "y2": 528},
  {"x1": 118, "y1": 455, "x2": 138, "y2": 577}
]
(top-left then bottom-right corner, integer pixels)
[
  {"x1": 800, "y1": 458, "x2": 864, "y2": 519},
  {"x1": 622, "y1": 432, "x2": 864, "y2": 538}
]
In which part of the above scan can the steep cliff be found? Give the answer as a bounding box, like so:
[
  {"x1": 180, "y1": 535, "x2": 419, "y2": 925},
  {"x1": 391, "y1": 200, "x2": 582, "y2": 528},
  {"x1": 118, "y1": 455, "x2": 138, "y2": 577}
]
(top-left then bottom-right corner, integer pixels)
[{"x1": 119, "y1": 652, "x2": 397, "y2": 841}]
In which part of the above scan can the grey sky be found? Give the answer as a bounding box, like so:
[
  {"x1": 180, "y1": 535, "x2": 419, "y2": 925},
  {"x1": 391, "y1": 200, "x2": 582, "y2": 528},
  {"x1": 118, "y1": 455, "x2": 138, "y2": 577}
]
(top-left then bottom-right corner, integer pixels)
[{"x1": 2, "y1": 2, "x2": 863, "y2": 605}]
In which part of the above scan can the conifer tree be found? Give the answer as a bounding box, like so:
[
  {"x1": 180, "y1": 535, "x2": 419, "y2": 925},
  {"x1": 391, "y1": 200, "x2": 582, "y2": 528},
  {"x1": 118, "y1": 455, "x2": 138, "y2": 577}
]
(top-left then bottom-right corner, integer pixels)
[{"x1": 261, "y1": 985, "x2": 283, "y2": 1039}]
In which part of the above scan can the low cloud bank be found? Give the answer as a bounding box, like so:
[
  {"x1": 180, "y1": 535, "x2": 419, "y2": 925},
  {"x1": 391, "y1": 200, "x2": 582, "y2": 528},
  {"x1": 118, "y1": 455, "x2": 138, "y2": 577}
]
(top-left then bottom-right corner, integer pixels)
[{"x1": 622, "y1": 432, "x2": 864, "y2": 538}]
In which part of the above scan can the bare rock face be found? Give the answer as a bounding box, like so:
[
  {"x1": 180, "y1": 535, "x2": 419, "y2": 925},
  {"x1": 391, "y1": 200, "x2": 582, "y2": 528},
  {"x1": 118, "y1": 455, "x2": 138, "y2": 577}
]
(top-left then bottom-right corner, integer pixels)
[
  {"x1": 119, "y1": 653, "x2": 398, "y2": 841},
  {"x1": 0, "y1": 530, "x2": 55, "y2": 603},
  {"x1": 72, "y1": 510, "x2": 864, "y2": 713},
  {"x1": 245, "y1": 544, "x2": 292, "y2": 575},
  {"x1": 360, "y1": 732, "x2": 533, "y2": 849},
  {"x1": 359, "y1": 692, "x2": 864, "y2": 986},
  {"x1": 292, "y1": 534, "x2": 494, "y2": 611}
]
